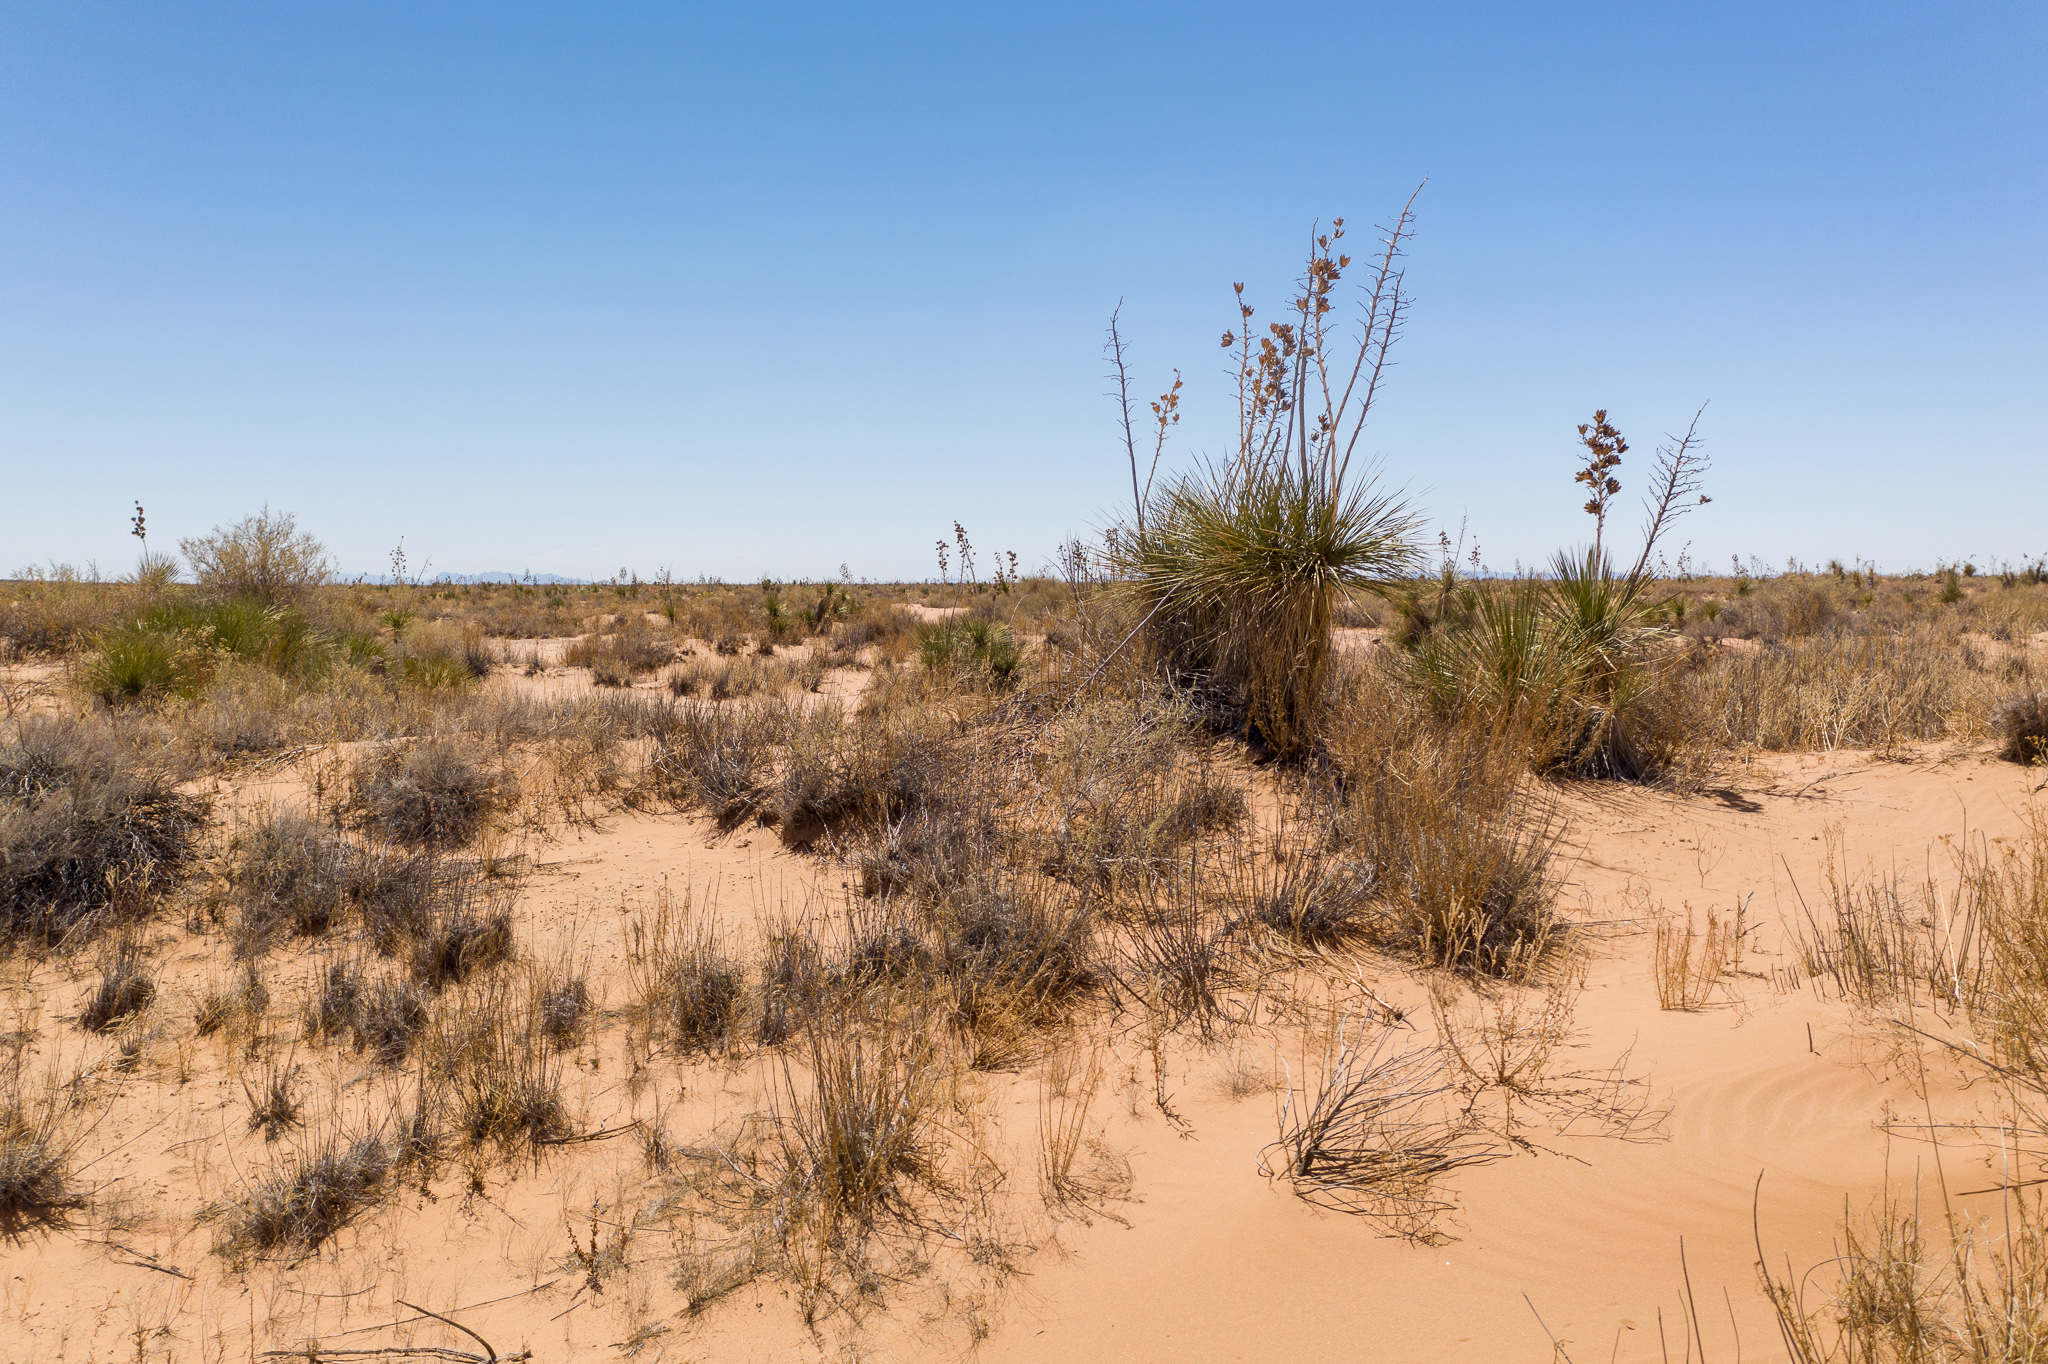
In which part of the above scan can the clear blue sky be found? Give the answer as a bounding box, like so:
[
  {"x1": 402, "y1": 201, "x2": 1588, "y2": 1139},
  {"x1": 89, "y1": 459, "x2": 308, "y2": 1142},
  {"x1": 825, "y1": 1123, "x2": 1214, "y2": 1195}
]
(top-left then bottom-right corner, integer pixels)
[{"x1": 4, "y1": 2, "x2": 2043, "y2": 581}]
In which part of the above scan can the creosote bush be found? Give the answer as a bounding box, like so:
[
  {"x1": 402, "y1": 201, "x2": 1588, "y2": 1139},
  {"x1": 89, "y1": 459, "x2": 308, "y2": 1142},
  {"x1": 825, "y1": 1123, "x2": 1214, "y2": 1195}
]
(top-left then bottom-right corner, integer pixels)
[{"x1": 180, "y1": 506, "x2": 332, "y2": 607}]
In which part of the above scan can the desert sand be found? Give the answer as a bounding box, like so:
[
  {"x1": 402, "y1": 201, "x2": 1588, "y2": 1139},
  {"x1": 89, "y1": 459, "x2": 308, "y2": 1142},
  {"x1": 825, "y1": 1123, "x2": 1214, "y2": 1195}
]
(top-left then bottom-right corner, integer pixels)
[{"x1": 5, "y1": 621, "x2": 2043, "y2": 1363}]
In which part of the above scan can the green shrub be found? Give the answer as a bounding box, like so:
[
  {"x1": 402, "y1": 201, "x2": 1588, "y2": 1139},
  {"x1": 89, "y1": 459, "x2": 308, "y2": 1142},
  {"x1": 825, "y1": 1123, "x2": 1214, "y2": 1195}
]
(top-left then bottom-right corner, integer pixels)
[
  {"x1": 80, "y1": 596, "x2": 335, "y2": 704},
  {"x1": 915, "y1": 616, "x2": 1022, "y2": 687}
]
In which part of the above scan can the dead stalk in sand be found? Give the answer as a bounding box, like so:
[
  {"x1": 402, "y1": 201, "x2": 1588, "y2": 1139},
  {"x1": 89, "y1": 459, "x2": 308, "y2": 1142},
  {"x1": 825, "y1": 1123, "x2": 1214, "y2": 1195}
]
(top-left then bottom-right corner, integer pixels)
[
  {"x1": 1653, "y1": 898, "x2": 1745, "y2": 1010},
  {"x1": 1260, "y1": 1016, "x2": 1497, "y2": 1239},
  {"x1": 1036, "y1": 1044, "x2": 1129, "y2": 1222},
  {"x1": 1430, "y1": 974, "x2": 1666, "y2": 1145}
]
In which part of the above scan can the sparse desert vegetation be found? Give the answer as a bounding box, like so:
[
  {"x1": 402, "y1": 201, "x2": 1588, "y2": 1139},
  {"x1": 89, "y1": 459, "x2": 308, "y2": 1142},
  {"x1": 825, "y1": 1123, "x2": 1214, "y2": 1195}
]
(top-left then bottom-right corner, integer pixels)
[{"x1": 4, "y1": 243, "x2": 2048, "y2": 1364}]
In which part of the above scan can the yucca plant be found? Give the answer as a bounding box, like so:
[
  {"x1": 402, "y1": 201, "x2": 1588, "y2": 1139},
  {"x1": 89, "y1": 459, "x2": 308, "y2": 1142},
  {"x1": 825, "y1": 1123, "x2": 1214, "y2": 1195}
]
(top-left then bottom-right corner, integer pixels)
[
  {"x1": 1111, "y1": 195, "x2": 1425, "y2": 758},
  {"x1": 1409, "y1": 411, "x2": 1711, "y2": 780}
]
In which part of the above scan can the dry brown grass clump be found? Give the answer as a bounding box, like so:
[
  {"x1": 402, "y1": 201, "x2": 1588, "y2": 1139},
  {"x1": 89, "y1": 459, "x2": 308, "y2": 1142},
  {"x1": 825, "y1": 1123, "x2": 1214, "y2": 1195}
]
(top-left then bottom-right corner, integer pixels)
[
  {"x1": 830, "y1": 604, "x2": 918, "y2": 663},
  {"x1": 1993, "y1": 690, "x2": 2048, "y2": 764},
  {"x1": 647, "y1": 701, "x2": 788, "y2": 828},
  {"x1": 628, "y1": 890, "x2": 749, "y2": 1054},
  {"x1": 335, "y1": 738, "x2": 509, "y2": 848},
  {"x1": 306, "y1": 957, "x2": 433, "y2": 1063},
  {"x1": 1684, "y1": 623, "x2": 2005, "y2": 752},
  {"x1": 194, "y1": 962, "x2": 270, "y2": 1038},
  {"x1": 220, "y1": 810, "x2": 354, "y2": 955},
  {"x1": 437, "y1": 980, "x2": 568, "y2": 1149},
  {"x1": 936, "y1": 877, "x2": 1097, "y2": 1065},
  {"x1": 1246, "y1": 853, "x2": 1377, "y2": 948},
  {"x1": 77, "y1": 938, "x2": 156, "y2": 1032},
  {"x1": 1762, "y1": 1185, "x2": 2048, "y2": 1363},
  {"x1": 767, "y1": 1003, "x2": 954, "y2": 1318},
  {"x1": 0, "y1": 1062, "x2": 86, "y2": 1235},
  {"x1": 0, "y1": 715, "x2": 208, "y2": 950},
  {"x1": 1651, "y1": 898, "x2": 1744, "y2": 1010},
  {"x1": 565, "y1": 619, "x2": 675, "y2": 682},
  {"x1": 1318, "y1": 659, "x2": 1565, "y2": 978},
  {"x1": 211, "y1": 1128, "x2": 400, "y2": 1262}
]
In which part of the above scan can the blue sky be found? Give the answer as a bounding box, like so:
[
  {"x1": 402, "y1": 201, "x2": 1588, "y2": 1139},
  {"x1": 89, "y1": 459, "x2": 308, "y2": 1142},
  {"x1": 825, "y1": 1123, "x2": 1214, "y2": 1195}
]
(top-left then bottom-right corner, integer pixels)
[{"x1": 3, "y1": 2, "x2": 2043, "y2": 581}]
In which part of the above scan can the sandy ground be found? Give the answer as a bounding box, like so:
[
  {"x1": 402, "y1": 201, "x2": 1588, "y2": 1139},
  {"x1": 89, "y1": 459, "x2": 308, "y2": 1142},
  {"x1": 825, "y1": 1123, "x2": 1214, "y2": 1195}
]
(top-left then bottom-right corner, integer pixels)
[{"x1": 5, "y1": 658, "x2": 2046, "y2": 1361}]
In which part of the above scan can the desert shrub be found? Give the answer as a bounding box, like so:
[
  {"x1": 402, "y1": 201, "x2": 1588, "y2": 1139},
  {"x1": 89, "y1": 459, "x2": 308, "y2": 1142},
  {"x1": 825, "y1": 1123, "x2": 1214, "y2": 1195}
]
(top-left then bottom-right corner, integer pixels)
[
  {"x1": 1159, "y1": 768, "x2": 1249, "y2": 842},
  {"x1": 178, "y1": 661, "x2": 296, "y2": 755},
  {"x1": 347, "y1": 848, "x2": 454, "y2": 948},
  {"x1": 1409, "y1": 557, "x2": 1689, "y2": 780},
  {"x1": 841, "y1": 902, "x2": 932, "y2": 984},
  {"x1": 831, "y1": 605, "x2": 918, "y2": 662},
  {"x1": 1993, "y1": 690, "x2": 2048, "y2": 764},
  {"x1": 1348, "y1": 757, "x2": 1561, "y2": 977},
  {"x1": 337, "y1": 739, "x2": 506, "y2": 847},
  {"x1": 212, "y1": 1130, "x2": 395, "y2": 1262},
  {"x1": 305, "y1": 958, "x2": 365, "y2": 1042},
  {"x1": 0, "y1": 576, "x2": 123, "y2": 659},
  {"x1": 936, "y1": 878, "x2": 1096, "y2": 1043},
  {"x1": 336, "y1": 969, "x2": 431, "y2": 1063},
  {"x1": 1258, "y1": 1020, "x2": 1492, "y2": 1236},
  {"x1": 338, "y1": 849, "x2": 514, "y2": 986},
  {"x1": 195, "y1": 964, "x2": 270, "y2": 1038},
  {"x1": 856, "y1": 810, "x2": 976, "y2": 900},
  {"x1": 1760, "y1": 1185, "x2": 2048, "y2": 1364},
  {"x1": 0, "y1": 715, "x2": 209, "y2": 949},
  {"x1": 306, "y1": 955, "x2": 433, "y2": 1061},
  {"x1": 760, "y1": 590, "x2": 811, "y2": 644},
  {"x1": 1249, "y1": 855, "x2": 1377, "y2": 947},
  {"x1": 665, "y1": 654, "x2": 799, "y2": 700},
  {"x1": 1048, "y1": 763, "x2": 1247, "y2": 887},
  {"x1": 180, "y1": 507, "x2": 331, "y2": 607},
  {"x1": 78, "y1": 616, "x2": 210, "y2": 702},
  {"x1": 648, "y1": 702, "x2": 785, "y2": 827},
  {"x1": 565, "y1": 622, "x2": 673, "y2": 677},
  {"x1": 915, "y1": 613, "x2": 1023, "y2": 688},
  {"x1": 773, "y1": 1007, "x2": 946, "y2": 1259},
  {"x1": 1688, "y1": 624, "x2": 1994, "y2": 751},
  {"x1": 1320, "y1": 662, "x2": 1564, "y2": 978},
  {"x1": 536, "y1": 972, "x2": 590, "y2": 1048},
  {"x1": 0, "y1": 1067, "x2": 85, "y2": 1235},
  {"x1": 222, "y1": 812, "x2": 354, "y2": 956},
  {"x1": 242, "y1": 1059, "x2": 303, "y2": 1141},
  {"x1": 628, "y1": 891, "x2": 747, "y2": 1054},
  {"x1": 406, "y1": 904, "x2": 513, "y2": 988},
  {"x1": 389, "y1": 619, "x2": 491, "y2": 688},
  {"x1": 80, "y1": 596, "x2": 336, "y2": 705},
  {"x1": 438, "y1": 984, "x2": 567, "y2": 1148},
  {"x1": 78, "y1": 940, "x2": 157, "y2": 1032},
  {"x1": 768, "y1": 708, "x2": 862, "y2": 848},
  {"x1": 757, "y1": 929, "x2": 832, "y2": 1046}
]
